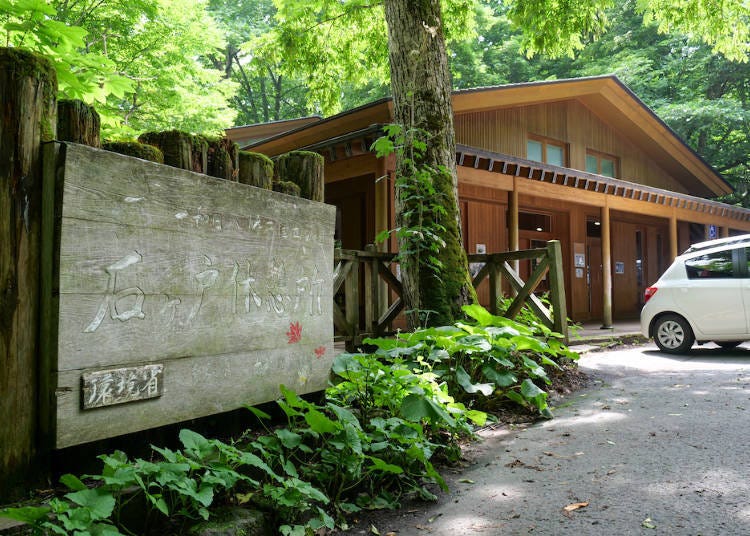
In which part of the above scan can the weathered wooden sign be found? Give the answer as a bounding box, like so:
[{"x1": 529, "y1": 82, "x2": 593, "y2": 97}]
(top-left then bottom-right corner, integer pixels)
[{"x1": 41, "y1": 142, "x2": 335, "y2": 448}]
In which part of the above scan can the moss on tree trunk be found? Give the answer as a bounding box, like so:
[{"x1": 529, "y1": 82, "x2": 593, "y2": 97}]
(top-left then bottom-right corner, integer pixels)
[{"x1": 383, "y1": 0, "x2": 476, "y2": 328}]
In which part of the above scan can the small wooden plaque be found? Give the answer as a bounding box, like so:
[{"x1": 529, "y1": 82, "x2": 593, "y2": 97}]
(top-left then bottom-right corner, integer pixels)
[{"x1": 81, "y1": 364, "x2": 164, "y2": 409}]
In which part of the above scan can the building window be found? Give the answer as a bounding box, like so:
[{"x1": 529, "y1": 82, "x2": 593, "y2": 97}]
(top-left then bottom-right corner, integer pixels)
[
  {"x1": 585, "y1": 150, "x2": 618, "y2": 177},
  {"x1": 527, "y1": 136, "x2": 566, "y2": 167}
]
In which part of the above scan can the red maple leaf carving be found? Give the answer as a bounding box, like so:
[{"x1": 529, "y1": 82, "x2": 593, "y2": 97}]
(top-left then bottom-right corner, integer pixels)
[
  {"x1": 314, "y1": 346, "x2": 326, "y2": 359},
  {"x1": 286, "y1": 321, "x2": 302, "y2": 344}
]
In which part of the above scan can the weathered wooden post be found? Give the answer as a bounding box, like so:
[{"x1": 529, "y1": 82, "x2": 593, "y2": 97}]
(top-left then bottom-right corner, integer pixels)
[
  {"x1": 0, "y1": 48, "x2": 57, "y2": 500},
  {"x1": 364, "y1": 244, "x2": 380, "y2": 336},
  {"x1": 272, "y1": 180, "x2": 301, "y2": 197},
  {"x1": 237, "y1": 151, "x2": 273, "y2": 190},
  {"x1": 275, "y1": 150, "x2": 324, "y2": 201},
  {"x1": 488, "y1": 256, "x2": 501, "y2": 315},
  {"x1": 546, "y1": 240, "x2": 569, "y2": 341},
  {"x1": 103, "y1": 141, "x2": 165, "y2": 163},
  {"x1": 206, "y1": 136, "x2": 238, "y2": 180},
  {"x1": 138, "y1": 130, "x2": 208, "y2": 173},
  {"x1": 57, "y1": 99, "x2": 100, "y2": 147}
]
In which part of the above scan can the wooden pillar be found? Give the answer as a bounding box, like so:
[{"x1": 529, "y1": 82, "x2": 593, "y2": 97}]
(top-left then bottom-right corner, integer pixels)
[
  {"x1": 669, "y1": 210, "x2": 678, "y2": 262},
  {"x1": 57, "y1": 100, "x2": 100, "y2": 147},
  {"x1": 138, "y1": 130, "x2": 207, "y2": 173},
  {"x1": 547, "y1": 240, "x2": 568, "y2": 341},
  {"x1": 601, "y1": 203, "x2": 613, "y2": 328},
  {"x1": 237, "y1": 151, "x2": 273, "y2": 190},
  {"x1": 375, "y1": 158, "x2": 390, "y2": 320},
  {"x1": 509, "y1": 178, "x2": 520, "y2": 276},
  {"x1": 721, "y1": 226, "x2": 730, "y2": 238},
  {"x1": 0, "y1": 48, "x2": 57, "y2": 499},
  {"x1": 275, "y1": 150, "x2": 324, "y2": 202}
]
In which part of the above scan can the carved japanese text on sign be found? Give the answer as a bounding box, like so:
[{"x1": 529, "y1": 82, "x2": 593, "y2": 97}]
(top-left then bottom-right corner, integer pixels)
[
  {"x1": 81, "y1": 364, "x2": 164, "y2": 409},
  {"x1": 48, "y1": 143, "x2": 335, "y2": 447}
]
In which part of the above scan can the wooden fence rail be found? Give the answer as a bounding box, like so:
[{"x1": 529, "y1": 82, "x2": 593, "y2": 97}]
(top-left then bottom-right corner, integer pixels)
[{"x1": 333, "y1": 240, "x2": 568, "y2": 349}]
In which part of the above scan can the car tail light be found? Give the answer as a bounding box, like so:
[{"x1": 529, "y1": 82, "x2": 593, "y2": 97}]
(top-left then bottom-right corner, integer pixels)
[{"x1": 644, "y1": 286, "x2": 658, "y2": 304}]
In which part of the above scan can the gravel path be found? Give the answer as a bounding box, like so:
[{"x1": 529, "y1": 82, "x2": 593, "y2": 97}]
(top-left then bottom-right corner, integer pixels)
[{"x1": 344, "y1": 343, "x2": 750, "y2": 535}]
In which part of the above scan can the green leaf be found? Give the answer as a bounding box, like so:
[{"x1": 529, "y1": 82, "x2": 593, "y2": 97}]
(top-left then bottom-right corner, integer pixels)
[
  {"x1": 275, "y1": 428, "x2": 302, "y2": 449},
  {"x1": 0, "y1": 505, "x2": 51, "y2": 524},
  {"x1": 520, "y1": 379, "x2": 550, "y2": 416},
  {"x1": 400, "y1": 393, "x2": 455, "y2": 426},
  {"x1": 179, "y1": 429, "x2": 215, "y2": 461},
  {"x1": 482, "y1": 365, "x2": 517, "y2": 387},
  {"x1": 466, "y1": 409, "x2": 488, "y2": 426},
  {"x1": 366, "y1": 456, "x2": 404, "y2": 474},
  {"x1": 244, "y1": 405, "x2": 272, "y2": 420},
  {"x1": 304, "y1": 408, "x2": 339, "y2": 434},
  {"x1": 65, "y1": 488, "x2": 116, "y2": 520},
  {"x1": 455, "y1": 365, "x2": 494, "y2": 396},
  {"x1": 461, "y1": 304, "x2": 501, "y2": 326},
  {"x1": 60, "y1": 473, "x2": 87, "y2": 491}
]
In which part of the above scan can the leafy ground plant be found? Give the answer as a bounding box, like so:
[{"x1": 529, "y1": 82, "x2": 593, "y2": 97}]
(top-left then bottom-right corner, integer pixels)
[
  {"x1": 0, "y1": 305, "x2": 578, "y2": 534},
  {"x1": 354, "y1": 304, "x2": 579, "y2": 418}
]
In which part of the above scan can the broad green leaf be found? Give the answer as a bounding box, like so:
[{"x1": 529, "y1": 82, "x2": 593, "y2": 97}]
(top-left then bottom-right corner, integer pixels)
[
  {"x1": 60, "y1": 473, "x2": 87, "y2": 491},
  {"x1": 65, "y1": 488, "x2": 116, "y2": 520},
  {"x1": 520, "y1": 379, "x2": 550, "y2": 416},
  {"x1": 366, "y1": 456, "x2": 404, "y2": 474},
  {"x1": 304, "y1": 408, "x2": 339, "y2": 434},
  {"x1": 179, "y1": 429, "x2": 212, "y2": 457},
  {"x1": 466, "y1": 409, "x2": 488, "y2": 426},
  {"x1": 455, "y1": 335, "x2": 493, "y2": 352},
  {"x1": 0, "y1": 505, "x2": 51, "y2": 524},
  {"x1": 482, "y1": 365, "x2": 517, "y2": 387},
  {"x1": 400, "y1": 393, "x2": 456, "y2": 426},
  {"x1": 455, "y1": 365, "x2": 494, "y2": 396},
  {"x1": 331, "y1": 352, "x2": 363, "y2": 376},
  {"x1": 275, "y1": 428, "x2": 302, "y2": 449}
]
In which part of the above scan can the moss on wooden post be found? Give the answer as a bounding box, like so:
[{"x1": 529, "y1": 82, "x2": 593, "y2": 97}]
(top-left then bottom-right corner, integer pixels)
[
  {"x1": 273, "y1": 180, "x2": 301, "y2": 197},
  {"x1": 206, "y1": 136, "x2": 238, "y2": 180},
  {"x1": 238, "y1": 151, "x2": 273, "y2": 190},
  {"x1": 138, "y1": 130, "x2": 207, "y2": 173},
  {"x1": 103, "y1": 141, "x2": 165, "y2": 164},
  {"x1": 275, "y1": 150, "x2": 324, "y2": 201},
  {"x1": 0, "y1": 47, "x2": 57, "y2": 500},
  {"x1": 57, "y1": 99, "x2": 100, "y2": 147}
]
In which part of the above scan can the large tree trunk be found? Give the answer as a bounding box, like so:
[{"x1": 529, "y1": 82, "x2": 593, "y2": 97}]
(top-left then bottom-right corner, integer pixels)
[
  {"x1": 0, "y1": 48, "x2": 57, "y2": 500},
  {"x1": 382, "y1": 0, "x2": 475, "y2": 328}
]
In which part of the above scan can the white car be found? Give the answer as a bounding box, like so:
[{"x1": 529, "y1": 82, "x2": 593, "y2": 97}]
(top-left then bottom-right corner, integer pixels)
[{"x1": 641, "y1": 234, "x2": 750, "y2": 353}]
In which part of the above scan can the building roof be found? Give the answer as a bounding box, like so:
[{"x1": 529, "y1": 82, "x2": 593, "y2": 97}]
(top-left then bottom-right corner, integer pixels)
[
  {"x1": 244, "y1": 75, "x2": 731, "y2": 198},
  {"x1": 226, "y1": 116, "x2": 322, "y2": 148}
]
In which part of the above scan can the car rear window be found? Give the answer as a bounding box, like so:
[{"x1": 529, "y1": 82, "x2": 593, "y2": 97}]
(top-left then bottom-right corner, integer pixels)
[{"x1": 685, "y1": 249, "x2": 734, "y2": 279}]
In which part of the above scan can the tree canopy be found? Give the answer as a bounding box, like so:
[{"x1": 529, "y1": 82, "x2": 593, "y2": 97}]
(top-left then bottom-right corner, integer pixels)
[
  {"x1": 1, "y1": 0, "x2": 237, "y2": 138},
  {"x1": 2, "y1": 0, "x2": 748, "y2": 199}
]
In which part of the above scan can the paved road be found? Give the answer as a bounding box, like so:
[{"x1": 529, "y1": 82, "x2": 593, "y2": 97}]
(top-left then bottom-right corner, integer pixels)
[{"x1": 346, "y1": 342, "x2": 750, "y2": 535}]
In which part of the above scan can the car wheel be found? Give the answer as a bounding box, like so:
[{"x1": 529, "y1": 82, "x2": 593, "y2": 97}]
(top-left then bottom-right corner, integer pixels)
[
  {"x1": 716, "y1": 340, "x2": 742, "y2": 350},
  {"x1": 653, "y1": 315, "x2": 694, "y2": 354}
]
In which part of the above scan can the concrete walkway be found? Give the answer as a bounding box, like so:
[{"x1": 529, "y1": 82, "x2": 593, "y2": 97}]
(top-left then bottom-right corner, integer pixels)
[{"x1": 343, "y1": 342, "x2": 750, "y2": 535}]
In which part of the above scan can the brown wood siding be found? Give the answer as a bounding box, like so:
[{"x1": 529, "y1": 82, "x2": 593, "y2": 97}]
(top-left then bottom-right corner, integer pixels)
[{"x1": 455, "y1": 100, "x2": 689, "y2": 194}]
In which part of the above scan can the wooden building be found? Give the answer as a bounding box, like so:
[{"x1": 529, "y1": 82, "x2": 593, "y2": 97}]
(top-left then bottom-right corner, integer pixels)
[{"x1": 226, "y1": 76, "x2": 750, "y2": 324}]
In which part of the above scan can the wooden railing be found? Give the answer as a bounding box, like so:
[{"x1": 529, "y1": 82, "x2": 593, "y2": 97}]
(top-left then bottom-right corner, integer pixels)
[{"x1": 333, "y1": 240, "x2": 568, "y2": 349}]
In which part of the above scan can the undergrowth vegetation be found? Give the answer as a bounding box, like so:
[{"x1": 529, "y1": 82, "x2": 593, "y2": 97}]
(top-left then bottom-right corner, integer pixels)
[{"x1": 1, "y1": 305, "x2": 578, "y2": 535}]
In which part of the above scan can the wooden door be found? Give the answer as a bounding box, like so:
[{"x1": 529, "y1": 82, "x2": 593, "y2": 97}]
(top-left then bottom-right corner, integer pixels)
[
  {"x1": 587, "y1": 237, "x2": 603, "y2": 318},
  {"x1": 326, "y1": 175, "x2": 375, "y2": 250}
]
